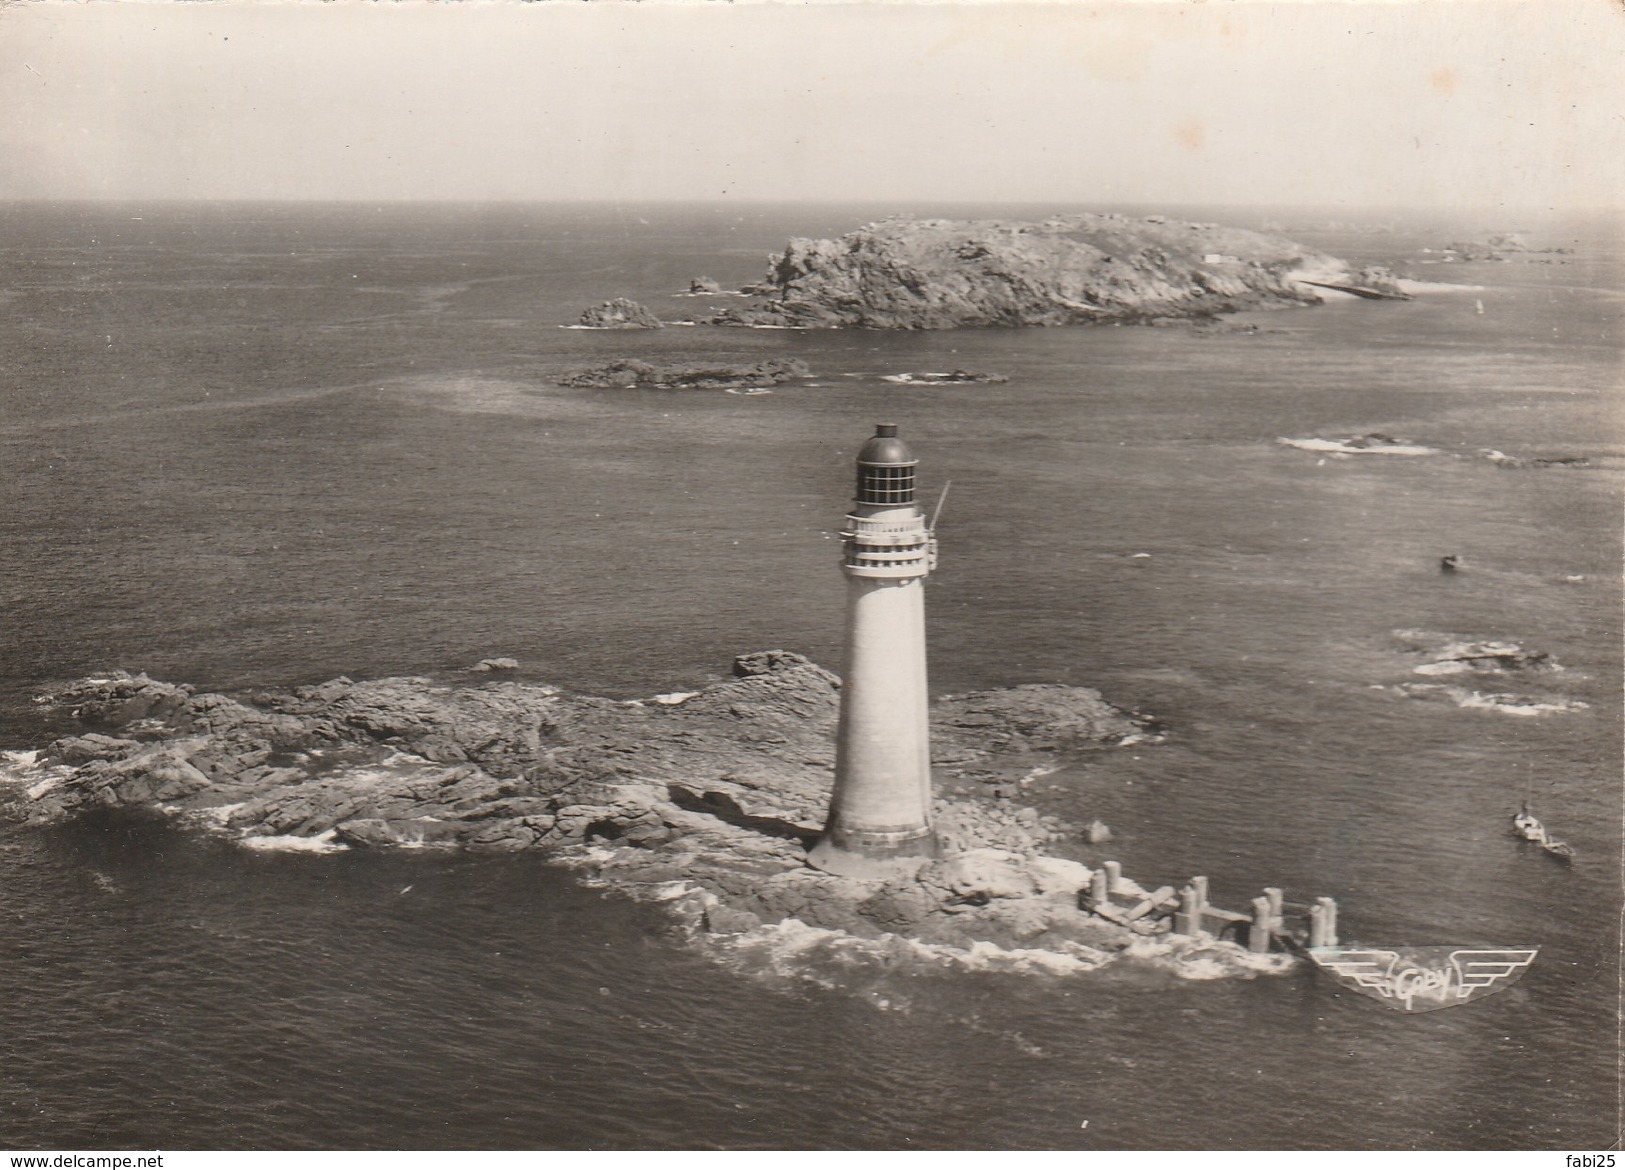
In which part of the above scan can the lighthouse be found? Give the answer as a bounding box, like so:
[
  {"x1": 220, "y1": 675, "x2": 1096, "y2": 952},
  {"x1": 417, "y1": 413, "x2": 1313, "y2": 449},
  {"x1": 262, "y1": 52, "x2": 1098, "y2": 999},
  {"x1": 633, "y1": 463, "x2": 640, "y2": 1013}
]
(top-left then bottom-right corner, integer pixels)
[{"x1": 808, "y1": 424, "x2": 939, "y2": 880}]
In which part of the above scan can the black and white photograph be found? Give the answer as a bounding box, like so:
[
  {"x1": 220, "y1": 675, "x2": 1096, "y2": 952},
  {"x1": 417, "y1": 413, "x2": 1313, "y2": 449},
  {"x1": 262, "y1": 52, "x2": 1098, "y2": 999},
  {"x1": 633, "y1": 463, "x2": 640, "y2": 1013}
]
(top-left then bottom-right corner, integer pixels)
[{"x1": 0, "y1": 0, "x2": 1619, "y2": 1154}]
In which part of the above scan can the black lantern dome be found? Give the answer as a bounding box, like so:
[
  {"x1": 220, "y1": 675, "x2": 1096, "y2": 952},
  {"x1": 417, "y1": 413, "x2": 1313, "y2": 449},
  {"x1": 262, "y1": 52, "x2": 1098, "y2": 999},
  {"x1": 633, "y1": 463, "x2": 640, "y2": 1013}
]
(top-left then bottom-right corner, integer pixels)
[{"x1": 855, "y1": 423, "x2": 917, "y2": 506}]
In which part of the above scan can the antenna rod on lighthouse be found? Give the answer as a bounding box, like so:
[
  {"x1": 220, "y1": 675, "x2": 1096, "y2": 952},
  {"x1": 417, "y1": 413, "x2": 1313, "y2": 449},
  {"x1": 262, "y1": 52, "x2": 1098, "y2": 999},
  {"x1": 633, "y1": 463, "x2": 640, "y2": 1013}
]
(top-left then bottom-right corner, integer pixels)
[
  {"x1": 808, "y1": 423, "x2": 939, "y2": 881},
  {"x1": 929, "y1": 479, "x2": 952, "y2": 532}
]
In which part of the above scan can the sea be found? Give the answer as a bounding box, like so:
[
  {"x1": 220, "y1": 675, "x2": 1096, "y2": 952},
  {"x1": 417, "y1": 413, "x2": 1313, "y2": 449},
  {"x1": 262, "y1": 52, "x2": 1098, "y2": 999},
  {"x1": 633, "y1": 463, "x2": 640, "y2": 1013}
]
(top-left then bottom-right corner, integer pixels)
[{"x1": 0, "y1": 201, "x2": 1618, "y2": 1151}]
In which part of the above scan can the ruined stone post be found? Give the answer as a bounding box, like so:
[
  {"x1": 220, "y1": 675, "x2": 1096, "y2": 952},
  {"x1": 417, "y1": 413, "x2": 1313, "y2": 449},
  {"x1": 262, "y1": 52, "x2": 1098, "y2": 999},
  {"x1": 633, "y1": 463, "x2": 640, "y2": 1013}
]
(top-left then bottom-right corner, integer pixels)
[
  {"x1": 1190, "y1": 875, "x2": 1210, "y2": 933},
  {"x1": 1308, "y1": 903, "x2": 1327, "y2": 948},
  {"x1": 1174, "y1": 884, "x2": 1200, "y2": 936},
  {"x1": 1316, "y1": 896, "x2": 1339, "y2": 947},
  {"x1": 1103, "y1": 860, "x2": 1122, "y2": 895},
  {"x1": 1264, "y1": 887, "x2": 1284, "y2": 929},
  {"x1": 1090, "y1": 867, "x2": 1112, "y2": 908},
  {"x1": 1248, "y1": 896, "x2": 1273, "y2": 953}
]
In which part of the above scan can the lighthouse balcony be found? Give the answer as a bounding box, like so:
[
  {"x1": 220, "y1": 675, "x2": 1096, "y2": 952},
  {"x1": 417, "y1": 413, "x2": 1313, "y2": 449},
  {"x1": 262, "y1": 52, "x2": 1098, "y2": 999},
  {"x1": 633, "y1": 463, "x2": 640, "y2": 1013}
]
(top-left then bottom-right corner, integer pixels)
[
  {"x1": 839, "y1": 528, "x2": 925, "y2": 546},
  {"x1": 843, "y1": 539, "x2": 931, "y2": 577},
  {"x1": 842, "y1": 514, "x2": 927, "y2": 540}
]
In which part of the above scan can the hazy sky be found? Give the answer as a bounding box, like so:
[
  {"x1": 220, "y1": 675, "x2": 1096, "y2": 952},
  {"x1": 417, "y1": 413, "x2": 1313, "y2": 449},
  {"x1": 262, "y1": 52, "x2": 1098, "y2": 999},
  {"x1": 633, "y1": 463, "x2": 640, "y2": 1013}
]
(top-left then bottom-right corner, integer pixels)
[{"x1": 3, "y1": 0, "x2": 1621, "y2": 208}]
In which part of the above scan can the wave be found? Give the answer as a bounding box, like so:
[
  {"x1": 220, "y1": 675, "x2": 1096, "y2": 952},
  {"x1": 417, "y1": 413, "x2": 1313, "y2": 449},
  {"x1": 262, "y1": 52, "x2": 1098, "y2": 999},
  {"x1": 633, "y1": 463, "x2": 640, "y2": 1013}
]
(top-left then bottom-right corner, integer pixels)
[
  {"x1": 238, "y1": 829, "x2": 348, "y2": 854},
  {"x1": 693, "y1": 910, "x2": 1297, "y2": 997},
  {"x1": 0, "y1": 750, "x2": 76, "y2": 801},
  {"x1": 1278, "y1": 436, "x2": 1441, "y2": 457},
  {"x1": 1393, "y1": 683, "x2": 1589, "y2": 716},
  {"x1": 1394, "y1": 279, "x2": 1486, "y2": 294}
]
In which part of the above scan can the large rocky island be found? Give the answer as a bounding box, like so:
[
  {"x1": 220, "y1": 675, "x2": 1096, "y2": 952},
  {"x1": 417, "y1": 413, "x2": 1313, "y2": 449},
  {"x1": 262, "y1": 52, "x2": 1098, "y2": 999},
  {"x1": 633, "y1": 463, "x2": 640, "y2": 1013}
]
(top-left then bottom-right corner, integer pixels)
[
  {"x1": 698, "y1": 212, "x2": 1396, "y2": 329},
  {"x1": 1, "y1": 654, "x2": 1294, "y2": 978}
]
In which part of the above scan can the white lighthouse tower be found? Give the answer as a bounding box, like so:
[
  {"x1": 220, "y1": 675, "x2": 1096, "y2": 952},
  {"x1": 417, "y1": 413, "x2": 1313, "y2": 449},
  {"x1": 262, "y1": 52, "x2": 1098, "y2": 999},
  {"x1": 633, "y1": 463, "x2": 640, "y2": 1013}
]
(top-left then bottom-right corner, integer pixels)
[{"x1": 809, "y1": 424, "x2": 939, "y2": 880}]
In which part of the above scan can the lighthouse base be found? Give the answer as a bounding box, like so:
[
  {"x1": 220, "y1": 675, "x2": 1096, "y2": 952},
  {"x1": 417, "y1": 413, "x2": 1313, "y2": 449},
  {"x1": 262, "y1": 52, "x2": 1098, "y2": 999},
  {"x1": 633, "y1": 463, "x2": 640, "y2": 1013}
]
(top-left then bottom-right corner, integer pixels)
[{"x1": 807, "y1": 831, "x2": 938, "y2": 882}]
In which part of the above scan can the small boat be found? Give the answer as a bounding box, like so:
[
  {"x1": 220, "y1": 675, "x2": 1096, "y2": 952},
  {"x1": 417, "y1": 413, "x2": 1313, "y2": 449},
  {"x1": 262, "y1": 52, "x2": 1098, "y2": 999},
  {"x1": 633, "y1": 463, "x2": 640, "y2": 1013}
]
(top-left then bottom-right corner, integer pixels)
[
  {"x1": 1512, "y1": 810, "x2": 1545, "y2": 842},
  {"x1": 1512, "y1": 802, "x2": 1574, "y2": 861}
]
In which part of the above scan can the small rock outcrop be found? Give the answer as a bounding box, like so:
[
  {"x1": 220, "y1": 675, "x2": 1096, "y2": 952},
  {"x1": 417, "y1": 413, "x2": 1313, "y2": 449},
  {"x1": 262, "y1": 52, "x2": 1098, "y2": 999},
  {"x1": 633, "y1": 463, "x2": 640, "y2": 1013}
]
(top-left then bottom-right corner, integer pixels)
[
  {"x1": 1479, "y1": 448, "x2": 1592, "y2": 470},
  {"x1": 1383, "y1": 631, "x2": 1586, "y2": 717},
  {"x1": 1395, "y1": 630, "x2": 1560, "y2": 677},
  {"x1": 1349, "y1": 266, "x2": 1411, "y2": 298},
  {"x1": 881, "y1": 370, "x2": 1009, "y2": 385},
  {"x1": 558, "y1": 358, "x2": 813, "y2": 391},
  {"x1": 576, "y1": 298, "x2": 664, "y2": 329},
  {"x1": 470, "y1": 658, "x2": 519, "y2": 672},
  {"x1": 1438, "y1": 234, "x2": 1574, "y2": 262},
  {"x1": 1278, "y1": 433, "x2": 1441, "y2": 457},
  {"x1": 701, "y1": 213, "x2": 1357, "y2": 330}
]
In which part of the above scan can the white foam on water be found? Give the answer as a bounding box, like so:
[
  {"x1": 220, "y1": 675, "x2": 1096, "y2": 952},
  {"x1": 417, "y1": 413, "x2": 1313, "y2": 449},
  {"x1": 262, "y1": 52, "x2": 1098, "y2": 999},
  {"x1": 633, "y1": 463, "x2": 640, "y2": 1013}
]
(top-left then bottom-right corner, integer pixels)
[
  {"x1": 1278, "y1": 437, "x2": 1441, "y2": 457},
  {"x1": 640, "y1": 881, "x2": 700, "y2": 903},
  {"x1": 1396, "y1": 683, "x2": 1587, "y2": 716},
  {"x1": 0, "y1": 750, "x2": 77, "y2": 799},
  {"x1": 25, "y1": 776, "x2": 64, "y2": 800},
  {"x1": 1411, "y1": 661, "x2": 1478, "y2": 676},
  {"x1": 1457, "y1": 692, "x2": 1588, "y2": 716},
  {"x1": 1116, "y1": 730, "x2": 1163, "y2": 747},
  {"x1": 238, "y1": 829, "x2": 348, "y2": 854},
  {"x1": 942, "y1": 938, "x2": 1115, "y2": 976},
  {"x1": 1122, "y1": 935, "x2": 1298, "y2": 980},
  {"x1": 704, "y1": 914, "x2": 1294, "y2": 989},
  {"x1": 191, "y1": 802, "x2": 247, "y2": 826},
  {"x1": 1395, "y1": 278, "x2": 1485, "y2": 294}
]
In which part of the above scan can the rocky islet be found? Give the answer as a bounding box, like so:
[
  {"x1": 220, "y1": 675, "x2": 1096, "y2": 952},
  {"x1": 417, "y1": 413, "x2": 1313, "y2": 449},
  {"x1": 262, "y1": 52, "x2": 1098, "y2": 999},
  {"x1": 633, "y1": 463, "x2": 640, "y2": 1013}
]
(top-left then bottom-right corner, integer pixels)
[
  {"x1": 0, "y1": 653, "x2": 1305, "y2": 973},
  {"x1": 688, "y1": 213, "x2": 1363, "y2": 330}
]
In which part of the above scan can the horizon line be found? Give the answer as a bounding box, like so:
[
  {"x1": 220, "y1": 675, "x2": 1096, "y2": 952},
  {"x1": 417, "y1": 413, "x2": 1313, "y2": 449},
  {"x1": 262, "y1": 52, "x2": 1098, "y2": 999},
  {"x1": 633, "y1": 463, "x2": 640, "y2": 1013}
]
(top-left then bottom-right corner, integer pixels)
[{"x1": 2, "y1": 196, "x2": 1618, "y2": 214}]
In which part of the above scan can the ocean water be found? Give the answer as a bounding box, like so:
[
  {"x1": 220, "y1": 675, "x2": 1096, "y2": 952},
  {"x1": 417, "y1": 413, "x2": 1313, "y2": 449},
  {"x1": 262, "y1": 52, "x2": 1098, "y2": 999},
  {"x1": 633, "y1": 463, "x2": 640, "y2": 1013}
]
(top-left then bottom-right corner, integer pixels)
[{"x1": 0, "y1": 201, "x2": 1619, "y2": 1150}]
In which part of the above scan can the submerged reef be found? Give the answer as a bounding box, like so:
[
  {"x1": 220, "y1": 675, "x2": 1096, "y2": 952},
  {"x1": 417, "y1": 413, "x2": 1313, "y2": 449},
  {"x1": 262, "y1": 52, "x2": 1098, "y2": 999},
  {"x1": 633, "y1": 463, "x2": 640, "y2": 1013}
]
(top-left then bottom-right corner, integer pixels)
[
  {"x1": 1382, "y1": 630, "x2": 1588, "y2": 717},
  {"x1": 0, "y1": 653, "x2": 1287, "y2": 978},
  {"x1": 696, "y1": 213, "x2": 1366, "y2": 330}
]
